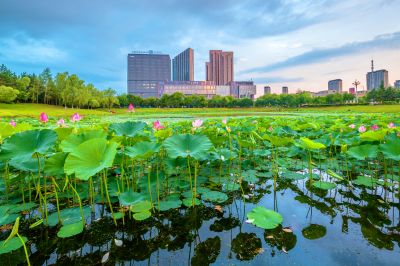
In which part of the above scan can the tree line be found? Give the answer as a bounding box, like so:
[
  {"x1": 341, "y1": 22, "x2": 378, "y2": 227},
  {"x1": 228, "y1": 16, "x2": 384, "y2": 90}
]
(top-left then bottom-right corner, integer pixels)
[{"x1": 1, "y1": 64, "x2": 399, "y2": 108}]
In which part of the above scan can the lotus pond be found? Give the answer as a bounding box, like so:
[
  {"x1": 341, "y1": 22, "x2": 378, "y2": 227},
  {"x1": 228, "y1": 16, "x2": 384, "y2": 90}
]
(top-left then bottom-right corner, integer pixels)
[{"x1": 0, "y1": 113, "x2": 400, "y2": 265}]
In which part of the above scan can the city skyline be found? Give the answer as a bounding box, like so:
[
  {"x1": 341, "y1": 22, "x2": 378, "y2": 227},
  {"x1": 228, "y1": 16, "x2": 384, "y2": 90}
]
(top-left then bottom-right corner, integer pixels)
[{"x1": 0, "y1": 0, "x2": 399, "y2": 95}]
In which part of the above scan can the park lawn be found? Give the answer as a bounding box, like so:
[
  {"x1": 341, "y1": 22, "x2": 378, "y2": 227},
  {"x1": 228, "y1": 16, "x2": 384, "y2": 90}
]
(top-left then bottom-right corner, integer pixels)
[{"x1": 298, "y1": 104, "x2": 400, "y2": 113}]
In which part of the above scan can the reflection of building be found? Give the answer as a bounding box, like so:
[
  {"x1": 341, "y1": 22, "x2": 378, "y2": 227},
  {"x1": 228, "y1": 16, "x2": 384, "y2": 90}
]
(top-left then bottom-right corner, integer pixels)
[
  {"x1": 264, "y1": 86, "x2": 271, "y2": 95},
  {"x1": 367, "y1": 70, "x2": 388, "y2": 90},
  {"x1": 282, "y1": 86, "x2": 288, "y2": 94},
  {"x1": 229, "y1": 81, "x2": 256, "y2": 99},
  {"x1": 206, "y1": 50, "x2": 234, "y2": 85},
  {"x1": 172, "y1": 48, "x2": 194, "y2": 81},
  {"x1": 395, "y1": 80, "x2": 400, "y2": 88},
  {"x1": 328, "y1": 79, "x2": 343, "y2": 92},
  {"x1": 157, "y1": 81, "x2": 216, "y2": 98},
  {"x1": 127, "y1": 51, "x2": 171, "y2": 98}
]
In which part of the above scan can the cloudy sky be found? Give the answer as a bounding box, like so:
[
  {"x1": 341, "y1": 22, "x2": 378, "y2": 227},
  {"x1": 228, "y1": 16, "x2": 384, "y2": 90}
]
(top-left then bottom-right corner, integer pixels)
[{"x1": 1, "y1": 0, "x2": 399, "y2": 95}]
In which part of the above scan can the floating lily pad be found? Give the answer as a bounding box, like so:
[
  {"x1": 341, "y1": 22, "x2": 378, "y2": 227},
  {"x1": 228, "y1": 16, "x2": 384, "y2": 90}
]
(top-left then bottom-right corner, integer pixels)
[
  {"x1": 182, "y1": 198, "x2": 201, "y2": 207},
  {"x1": 118, "y1": 191, "x2": 145, "y2": 206},
  {"x1": 246, "y1": 206, "x2": 283, "y2": 229},
  {"x1": 130, "y1": 201, "x2": 152, "y2": 213},
  {"x1": 158, "y1": 200, "x2": 182, "y2": 211},
  {"x1": 132, "y1": 210, "x2": 151, "y2": 221},
  {"x1": 0, "y1": 236, "x2": 28, "y2": 254},
  {"x1": 57, "y1": 222, "x2": 84, "y2": 238},
  {"x1": 312, "y1": 181, "x2": 336, "y2": 190},
  {"x1": 202, "y1": 191, "x2": 228, "y2": 203},
  {"x1": 352, "y1": 176, "x2": 377, "y2": 188}
]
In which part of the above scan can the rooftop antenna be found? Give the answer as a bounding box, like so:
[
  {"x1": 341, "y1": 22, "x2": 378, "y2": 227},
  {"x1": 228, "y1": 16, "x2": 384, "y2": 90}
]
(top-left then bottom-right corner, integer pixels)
[{"x1": 370, "y1": 59, "x2": 374, "y2": 90}]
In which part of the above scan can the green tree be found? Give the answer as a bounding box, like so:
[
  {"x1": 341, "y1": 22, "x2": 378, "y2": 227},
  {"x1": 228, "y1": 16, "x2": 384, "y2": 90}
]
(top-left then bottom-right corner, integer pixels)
[{"x1": 0, "y1": 85, "x2": 19, "y2": 103}]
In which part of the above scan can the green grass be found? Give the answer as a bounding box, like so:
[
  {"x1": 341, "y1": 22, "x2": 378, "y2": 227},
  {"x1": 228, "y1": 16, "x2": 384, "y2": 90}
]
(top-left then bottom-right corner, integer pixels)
[{"x1": 0, "y1": 103, "x2": 399, "y2": 119}]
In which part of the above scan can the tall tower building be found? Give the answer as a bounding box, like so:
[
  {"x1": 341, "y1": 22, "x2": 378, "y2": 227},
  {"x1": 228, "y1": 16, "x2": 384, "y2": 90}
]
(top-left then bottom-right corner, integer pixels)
[
  {"x1": 366, "y1": 60, "x2": 388, "y2": 90},
  {"x1": 282, "y1": 86, "x2": 289, "y2": 94},
  {"x1": 127, "y1": 50, "x2": 171, "y2": 98},
  {"x1": 395, "y1": 80, "x2": 400, "y2": 88},
  {"x1": 172, "y1": 48, "x2": 194, "y2": 81},
  {"x1": 328, "y1": 79, "x2": 343, "y2": 92},
  {"x1": 205, "y1": 50, "x2": 234, "y2": 85},
  {"x1": 264, "y1": 86, "x2": 271, "y2": 95}
]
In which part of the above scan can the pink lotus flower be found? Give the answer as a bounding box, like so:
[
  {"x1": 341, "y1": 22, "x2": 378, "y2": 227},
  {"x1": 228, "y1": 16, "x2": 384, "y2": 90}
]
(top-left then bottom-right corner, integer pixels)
[
  {"x1": 358, "y1": 125, "x2": 366, "y2": 133},
  {"x1": 40, "y1": 112, "x2": 49, "y2": 123},
  {"x1": 371, "y1": 124, "x2": 379, "y2": 131},
  {"x1": 57, "y1": 118, "x2": 66, "y2": 127},
  {"x1": 222, "y1": 118, "x2": 227, "y2": 125},
  {"x1": 388, "y1": 122, "x2": 396, "y2": 128},
  {"x1": 192, "y1": 119, "x2": 203, "y2": 128},
  {"x1": 128, "y1": 103, "x2": 135, "y2": 112},
  {"x1": 349, "y1": 124, "x2": 355, "y2": 129},
  {"x1": 153, "y1": 120, "x2": 165, "y2": 130},
  {"x1": 71, "y1": 113, "x2": 82, "y2": 122},
  {"x1": 268, "y1": 126, "x2": 273, "y2": 132},
  {"x1": 9, "y1": 120, "x2": 16, "y2": 127}
]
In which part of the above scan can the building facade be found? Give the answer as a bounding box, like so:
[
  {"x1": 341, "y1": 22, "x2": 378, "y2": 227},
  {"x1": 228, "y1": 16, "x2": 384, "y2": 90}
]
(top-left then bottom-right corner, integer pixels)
[
  {"x1": 264, "y1": 86, "x2": 271, "y2": 95},
  {"x1": 366, "y1": 69, "x2": 388, "y2": 90},
  {"x1": 395, "y1": 80, "x2": 400, "y2": 88},
  {"x1": 282, "y1": 86, "x2": 289, "y2": 94},
  {"x1": 172, "y1": 48, "x2": 194, "y2": 81},
  {"x1": 349, "y1": 87, "x2": 356, "y2": 95},
  {"x1": 328, "y1": 79, "x2": 343, "y2": 92},
  {"x1": 229, "y1": 81, "x2": 256, "y2": 99},
  {"x1": 127, "y1": 51, "x2": 171, "y2": 98},
  {"x1": 157, "y1": 81, "x2": 216, "y2": 98},
  {"x1": 205, "y1": 50, "x2": 234, "y2": 85}
]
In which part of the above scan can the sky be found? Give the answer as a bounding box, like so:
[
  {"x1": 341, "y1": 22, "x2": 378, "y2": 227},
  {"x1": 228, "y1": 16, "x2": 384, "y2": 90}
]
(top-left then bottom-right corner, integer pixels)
[{"x1": 1, "y1": 0, "x2": 400, "y2": 96}]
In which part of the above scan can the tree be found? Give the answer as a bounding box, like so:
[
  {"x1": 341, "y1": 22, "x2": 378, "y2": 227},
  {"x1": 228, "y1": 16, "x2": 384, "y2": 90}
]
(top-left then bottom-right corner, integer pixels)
[
  {"x1": 15, "y1": 76, "x2": 30, "y2": 102},
  {"x1": 103, "y1": 88, "x2": 118, "y2": 110},
  {"x1": 0, "y1": 85, "x2": 19, "y2": 103}
]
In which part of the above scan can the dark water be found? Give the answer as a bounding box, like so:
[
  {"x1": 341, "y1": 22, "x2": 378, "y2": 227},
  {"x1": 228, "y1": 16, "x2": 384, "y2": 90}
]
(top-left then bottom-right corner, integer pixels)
[{"x1": 1, "y1": 169, "x2": 400, "y2": 266}]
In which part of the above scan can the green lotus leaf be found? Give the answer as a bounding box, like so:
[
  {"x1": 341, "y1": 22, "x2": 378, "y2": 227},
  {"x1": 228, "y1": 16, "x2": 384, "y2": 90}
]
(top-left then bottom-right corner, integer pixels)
[
  {"x1": 132, "y1": 210, "x2": 151, "y2": 221},
  {"x1": 57, "y1": 221, "x2": 84, "y2": 238},
  {"x1": 352, "y1": 176, "x2": 377, "y2": 188},
  {"x1": 312, "y1": 181, "x2": 336, "y2": 190},
  {"x1": 360, "y1": 130, "x2": 387, "y2": 141},
  {"x1": 182, "y1": 198, "x2": 201, "y2": 207},
  {"x1": 44, "y1": 152, "x2": 68, "y2": 176},
  {"x1": 264, "y1": 135, "x2": 293, "y2": 147},
  {"x1": 0, "y1": 213, "x2": 19, "y2": 227},
  {"x1": 202, "y1": 191, "x2": 228, "y2": 203},
  {"x1": 130, "y1": 200, "x2": 152, "y2": 213},
  {"x1": 347, "y1": 144, "x2": 378, "y2": 160},
  {"x1": 380, "y1": 138, "x2": 400, "y2": 161},
  {"x1": 246, "y1": 206, "x2": 283, "y2": 230},
  {"x1": 60, "y1": 130, "x2": 107, "y2": 153},
  {"x1": 0, "y1": 236, "x2": 28, "y2": 254},
  {"x1": 0, "y1": 129, "x2": 57, "y2": 161},
  {"x1": 64, "y1": 138, "x2": 118, "y2": 181},
  {"x1": 158, "y1": 200, "x2": 182, "y2": 211},
  {"x1": 109, "y1": 121, "x2": 146, "y2": 137},
  {"x1": 125, "y1": 141, "x2": 160, "y2": 159},
  {"x1": 118, "y1": 191, "x2": 145, "y2": 206},
  {"x1": 299, "y1": 137, "x2": 326, "y2": 150},
  {"x1": 9, "y1": 157, "x2": 44, "y2": 172},
  {"x1": 164, "y1": 134, "x2": 213, "y2": 160}
]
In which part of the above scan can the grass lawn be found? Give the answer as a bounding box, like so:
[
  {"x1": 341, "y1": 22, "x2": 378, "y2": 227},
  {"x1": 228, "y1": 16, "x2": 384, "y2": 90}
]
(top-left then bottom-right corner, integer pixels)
[{"x1": 0, "y1": 103, "x2": 399, "y2": 119}]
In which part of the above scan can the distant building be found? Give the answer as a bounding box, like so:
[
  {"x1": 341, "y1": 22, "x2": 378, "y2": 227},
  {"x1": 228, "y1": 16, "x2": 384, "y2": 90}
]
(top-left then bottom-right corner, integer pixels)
[
  {"x1": 328, "y1": 79, "x2": 343, "y2": 92},
  {"x1": 349, "y1": 87, "x2": 356, "y2": 95},
  {"x1": 206, "y1": 50, "x2": 234, "y2": 85},
  {"x1": 366, "y1": 69, "x2": 388, "y2": 90},
  {"x1": 157, "y1": 81, "x2": 216, "y2": 98},
  {"x1": 264, "y1": 86, "x2": 271, "y2": 95},
  {"x1": 282, "y1": 86, "x2": 289, "y2": 94},
  {"x1": 172, "y1": 48, "x2": 194, "y2": 81},
  {"x1": 216, "y1": 85, "x2": 231, "y2": 96},
  {"x1": 313, "y1": 90, "x2": 337, "y2": 97},
  {"x1": 395, "y1": 80, "x2": 400, "y2": 88},
  {"x1": 127, "y1": 51, "x2": 171, "y2": 98},
  {"x1": 229, "y1": 81, "x2": 256, "y2": 99}
]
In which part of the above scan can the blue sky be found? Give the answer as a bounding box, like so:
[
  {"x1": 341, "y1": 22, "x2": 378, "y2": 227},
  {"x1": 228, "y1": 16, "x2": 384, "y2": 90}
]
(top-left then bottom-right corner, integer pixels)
[{"x1": 1, "y1": 0, "x2": 399, "y2": 94}]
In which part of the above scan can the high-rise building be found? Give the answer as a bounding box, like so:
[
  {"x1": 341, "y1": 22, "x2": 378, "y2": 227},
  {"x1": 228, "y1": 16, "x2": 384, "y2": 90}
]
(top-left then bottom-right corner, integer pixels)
[
  {"x1": 328, "y1": 79, "x2": 343, "y2": 92},
  {"x1": 264, "y1": 86, "x2": 271, "y2": 95},
  {"x1": 366, "y1": 60, "x2": 388, "y2": 90},
  {"x1": 157, "y1": 81, "x2": 216, "y2": 98},
  {"x1": 127, "y1": 51, "x2": 171, "y2": 98},
  {"x1": 205, "y1": 50, "x2": 234, "y2": 85},
  {"x1": 282, "y1": 86, "x2": 289, "y2": 94},
  {"x1": 349, "y1": 87, "x2": 356, "y2": 95},
  {"x1": 172, "y1": 48, "x2": 194, "y2": 81},
  {"x1": 395, "y1": 80, "x2": 400, "y2": 88}
]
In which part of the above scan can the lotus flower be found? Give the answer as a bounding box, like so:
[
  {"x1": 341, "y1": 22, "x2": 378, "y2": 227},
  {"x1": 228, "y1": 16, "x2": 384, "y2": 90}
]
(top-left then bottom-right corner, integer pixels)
[
  {"x1": 269, "y1": 126, "x2": 273, "y2": 132},
  {"x1": 388, "y1": 122, "x2": 396, "y2": 128},
  {"x1": 192, "y1": 119, "x2": 203, "y2": 128},
  {"x1": 371, "y1": 124, "x2": 379, "y2": 131},
  {"x1": 9, "y1": 120, "x2": 16, "y2": 127},
  {"x1": 358, "y1": 125, "x2": 366, "y2": 133},
  {"x1": 40, "y1": 112, "x2": 49, "y2": 123},
  {"x1": 349, "y1": 124, "x2": 355, "y2": 129},
  {"x1": 153, "y1": 120, "x2": 165, "y2": 130},
  {"x1": 57, "y1": 118, "x2": 66, "y2": 127},
  {"x1": 128, "y1": 103, "x2": 135, "y2": 112},
  {"x1": 222, "y1": 118, "x2": 227, "y2": 125},
  {"x1": 71, "y1": 113, "x2": 82, "y2": 122}
]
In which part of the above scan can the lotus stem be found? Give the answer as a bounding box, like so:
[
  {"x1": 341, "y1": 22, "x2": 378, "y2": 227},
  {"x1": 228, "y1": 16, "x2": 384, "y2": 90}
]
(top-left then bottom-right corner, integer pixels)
[
  {"x1": 51, "y1": 177, "x2": 61, "y2": 223},
  {"x1": 103, "y1": 170, "x2": 117, "y2": 226},
  {"x1": 69, "y1": 180, "x2": 85, "y2": 228},
  {"x1": 17, "y1": 233, "x2": 31, "y2": 266}
]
